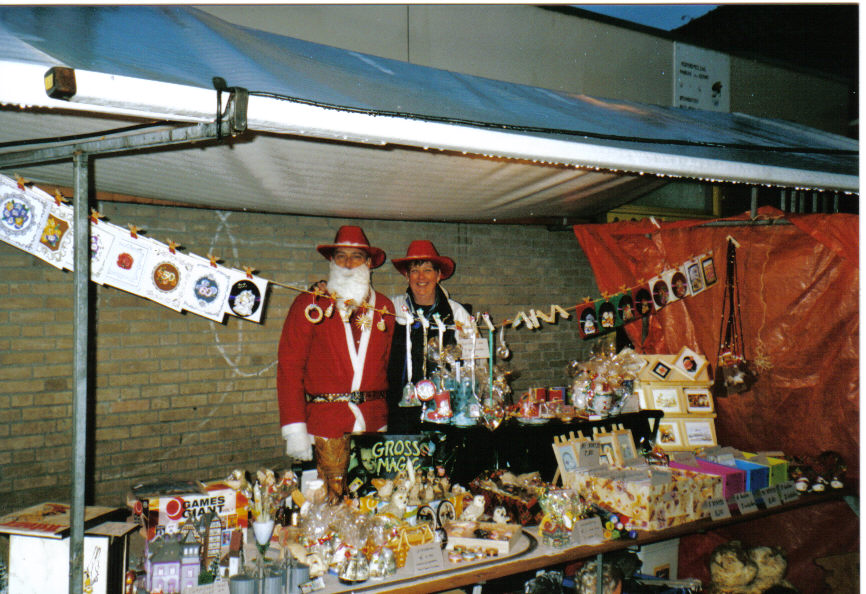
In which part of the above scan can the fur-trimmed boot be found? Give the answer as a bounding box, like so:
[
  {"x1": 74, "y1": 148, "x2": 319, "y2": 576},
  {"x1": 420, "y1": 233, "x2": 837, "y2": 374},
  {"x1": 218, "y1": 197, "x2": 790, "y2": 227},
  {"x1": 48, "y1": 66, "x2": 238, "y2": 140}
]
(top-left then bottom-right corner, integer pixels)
[{"x1": 314, "y1": 434, "x2": 352, "y2": 503}]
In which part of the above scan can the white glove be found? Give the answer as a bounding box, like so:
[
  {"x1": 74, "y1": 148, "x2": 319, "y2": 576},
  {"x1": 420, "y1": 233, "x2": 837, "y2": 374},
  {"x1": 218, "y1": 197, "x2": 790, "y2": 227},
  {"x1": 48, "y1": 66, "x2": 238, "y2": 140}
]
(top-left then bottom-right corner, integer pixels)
[{"x1": 282, "y1": 423, "x2": 313, "y2": 461}]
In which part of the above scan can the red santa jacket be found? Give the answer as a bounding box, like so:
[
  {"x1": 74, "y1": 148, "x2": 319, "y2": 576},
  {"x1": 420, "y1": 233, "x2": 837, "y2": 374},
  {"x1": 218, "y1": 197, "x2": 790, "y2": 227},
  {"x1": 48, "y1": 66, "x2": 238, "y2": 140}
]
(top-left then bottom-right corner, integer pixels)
[{"x1": 277, "y1": 290, "x2": 395, "y2": 438}]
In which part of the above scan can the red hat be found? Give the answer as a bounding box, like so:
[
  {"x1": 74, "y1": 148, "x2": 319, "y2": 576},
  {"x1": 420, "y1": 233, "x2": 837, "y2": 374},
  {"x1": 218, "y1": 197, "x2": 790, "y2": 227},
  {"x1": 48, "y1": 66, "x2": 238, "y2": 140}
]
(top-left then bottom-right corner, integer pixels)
[
  {"x1": 316, "y1": 225, "x2": 386, "y2": 268},
  {"x1": 391, "y1": 240, "x2": 455, "y2": 280}
]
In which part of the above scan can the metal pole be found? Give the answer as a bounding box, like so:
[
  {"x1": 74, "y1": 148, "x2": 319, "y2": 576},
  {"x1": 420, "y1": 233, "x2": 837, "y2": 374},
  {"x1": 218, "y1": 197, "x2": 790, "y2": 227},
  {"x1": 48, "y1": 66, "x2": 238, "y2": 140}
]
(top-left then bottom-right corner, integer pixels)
[
  {"x1": 750, "y1": 186, "x2": 758, "y2": 219},
  {"x1": 69, "y1": 151, "x2": 90, "y2": 594}
]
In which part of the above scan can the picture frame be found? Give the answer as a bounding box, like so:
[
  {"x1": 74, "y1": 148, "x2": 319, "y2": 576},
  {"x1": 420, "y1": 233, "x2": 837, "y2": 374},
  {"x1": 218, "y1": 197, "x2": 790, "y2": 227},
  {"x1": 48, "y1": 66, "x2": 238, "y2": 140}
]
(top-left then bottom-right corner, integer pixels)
[
  {"x1": 685, "y1": 258, "x2": 706, "y2": 295},
  {"x1": 649, "y1": 359, "x2": 673, "y2": 380},
  {"x1": 684, "y1": 419, "x2": 717, "y2": 447},
  {"x1": 683, "y1": 387, "x2": 714, "y2": 413},
  {"x1": 592, "y1": 428, "x2": 619, "y2": 466},
  {"x1": 650, "y1": 387, "x2": 683, "y2": 413},
  {"x1": 656, "y1": 420, "x2": 683, "y2": 448},
  {"x1": 674, "y1": 347, "x2": 707, "y2": 379},
  {"x1": 701, "y1": 253, "x2": 717, "y2": 286},
  {"x1": 552, "y1": 438, "x2": 581, "y2": 477},
  {"x1": 612, "y1": 428, "x2": 638, "y2": 463}
]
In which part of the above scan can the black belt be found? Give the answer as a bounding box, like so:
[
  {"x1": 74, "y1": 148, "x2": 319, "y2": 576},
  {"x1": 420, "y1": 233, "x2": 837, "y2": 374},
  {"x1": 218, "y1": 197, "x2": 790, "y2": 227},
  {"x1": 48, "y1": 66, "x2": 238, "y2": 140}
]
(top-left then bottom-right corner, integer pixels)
[{"x1": 305, "y1": 390, "x2": 386, "y2": 404}]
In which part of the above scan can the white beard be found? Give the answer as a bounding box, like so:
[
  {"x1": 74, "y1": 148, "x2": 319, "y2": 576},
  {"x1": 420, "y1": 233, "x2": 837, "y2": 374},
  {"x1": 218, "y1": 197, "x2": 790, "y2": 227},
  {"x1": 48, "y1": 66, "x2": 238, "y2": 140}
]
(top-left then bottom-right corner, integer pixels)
[{"x1": 327, "y1": 260, "x2": 372, "y2": 315}]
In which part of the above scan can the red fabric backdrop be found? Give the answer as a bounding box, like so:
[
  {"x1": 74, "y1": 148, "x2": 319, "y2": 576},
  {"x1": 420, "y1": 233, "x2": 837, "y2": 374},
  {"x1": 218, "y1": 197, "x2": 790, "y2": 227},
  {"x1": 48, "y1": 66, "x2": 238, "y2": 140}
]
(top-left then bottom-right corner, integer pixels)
[{"x1": 573, "y1": 207, "x2": 859, "y2": 591}]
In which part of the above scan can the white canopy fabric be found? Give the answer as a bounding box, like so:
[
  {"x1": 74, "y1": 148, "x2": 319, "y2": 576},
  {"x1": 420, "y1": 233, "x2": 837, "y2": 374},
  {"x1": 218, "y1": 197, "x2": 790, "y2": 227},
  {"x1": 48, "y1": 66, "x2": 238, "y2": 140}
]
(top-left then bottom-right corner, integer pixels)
[{"x1": 0, "y1": 6, "x2": 857, "y2": 222}]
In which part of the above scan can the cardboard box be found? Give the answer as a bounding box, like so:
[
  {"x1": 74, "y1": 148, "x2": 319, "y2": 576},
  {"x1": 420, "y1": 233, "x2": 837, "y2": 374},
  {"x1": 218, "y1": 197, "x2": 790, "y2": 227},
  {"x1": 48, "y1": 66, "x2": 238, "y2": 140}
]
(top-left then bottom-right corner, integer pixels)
[
  {"x1": 9, "y1": 521, "x2": 136, "y2": 594},
  {"x1": 133, "y1": 481, "x2": 249, "y2": 590},
  {"x1": 443, "y1": 521, "x2": 522, "y2": 555},
  {"x1": 571, "y1": 466, "x2": 722, "y2": 531},
  {"x1": 742, "y1": 452, "x2": 789, "y2": 486},
  {"x1": 670, "y1": 459, "x2": 745, "y2": 500},
  {"x1": 637, "y1": 538, "x2": 680, "y2": 580},
  {"x1": 729, "y1": 459, "x2": 769, "y2": 492}
]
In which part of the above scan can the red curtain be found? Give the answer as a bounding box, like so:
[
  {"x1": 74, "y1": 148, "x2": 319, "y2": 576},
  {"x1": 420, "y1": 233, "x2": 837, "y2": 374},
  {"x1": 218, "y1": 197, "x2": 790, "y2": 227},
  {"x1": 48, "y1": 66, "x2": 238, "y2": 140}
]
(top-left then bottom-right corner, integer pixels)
[{"x1": 573, "y1": 206, "x2": 859, "y2": 590}]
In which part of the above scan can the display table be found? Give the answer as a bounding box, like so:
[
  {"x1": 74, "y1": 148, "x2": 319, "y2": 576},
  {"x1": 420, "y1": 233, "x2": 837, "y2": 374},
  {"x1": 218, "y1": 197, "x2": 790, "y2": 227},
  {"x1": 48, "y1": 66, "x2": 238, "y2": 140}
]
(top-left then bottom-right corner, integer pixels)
[{"x1": 308, "y1": 489, "x2": 850, "y2": 594}]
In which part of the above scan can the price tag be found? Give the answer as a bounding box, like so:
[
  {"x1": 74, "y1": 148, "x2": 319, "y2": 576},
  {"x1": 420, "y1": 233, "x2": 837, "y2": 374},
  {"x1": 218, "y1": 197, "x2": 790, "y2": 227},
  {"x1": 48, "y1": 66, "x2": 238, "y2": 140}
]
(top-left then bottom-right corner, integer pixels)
[
  {"x1": 409, "y1": 541, "x2": 446, "y2": 574},
  {"x1": 671, "y1": 451, "x2": 699, "y2": 467},
  {"x1": 714, "y1": 453, "x2": 737, "y2": 466},
  {"x1": 733, "y1": 491, "x2": 759, "y2": 514},
  {"x1": 703, "y1": 497, "x2": 732, "y2": 520},
  {"x1": 457, "y1": 334, "x2": 489, "y2": 359},
  {"x1": 778, "y1": 481, "x2": 800, "y2": 504},
  {"x1": 758, "y1": 486, "x2": 782, "y2": 509},
  {"x1": 574, "y1": 516, "x2": 605, "y2": 545},
  {"x1": 577, "y1": 441, "x2": 601, "y2": 467}
]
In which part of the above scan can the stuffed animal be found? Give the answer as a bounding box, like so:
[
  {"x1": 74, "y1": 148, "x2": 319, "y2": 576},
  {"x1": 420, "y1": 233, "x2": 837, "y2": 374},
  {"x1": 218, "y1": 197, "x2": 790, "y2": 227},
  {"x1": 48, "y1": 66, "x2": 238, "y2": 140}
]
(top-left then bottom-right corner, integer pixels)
[{"x1": 708, "y1": 541, "x2": 796, "y2": 594}]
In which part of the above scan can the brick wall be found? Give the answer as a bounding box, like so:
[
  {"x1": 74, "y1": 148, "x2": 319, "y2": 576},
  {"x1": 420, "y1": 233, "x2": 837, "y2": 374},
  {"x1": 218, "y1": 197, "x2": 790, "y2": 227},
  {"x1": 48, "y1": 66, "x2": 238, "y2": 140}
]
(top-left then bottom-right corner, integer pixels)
[{"x1": 0, "y1": 201, "x2": 600, "y2": 513}]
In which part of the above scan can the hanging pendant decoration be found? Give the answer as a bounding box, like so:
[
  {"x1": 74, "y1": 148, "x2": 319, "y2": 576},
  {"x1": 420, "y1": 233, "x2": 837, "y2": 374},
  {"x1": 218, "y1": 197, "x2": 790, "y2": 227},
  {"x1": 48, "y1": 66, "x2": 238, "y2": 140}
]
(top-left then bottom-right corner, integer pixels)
[{"x1": 712, "y1": 236, "x2": 758, "y2": 398}]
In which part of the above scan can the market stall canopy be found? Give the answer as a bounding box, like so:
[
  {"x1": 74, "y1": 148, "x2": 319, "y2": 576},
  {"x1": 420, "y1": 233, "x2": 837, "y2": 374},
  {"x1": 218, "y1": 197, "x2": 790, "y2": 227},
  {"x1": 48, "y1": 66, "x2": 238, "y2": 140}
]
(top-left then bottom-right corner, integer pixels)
[{"x1": 0, "y1": 6, "x2": 858, "y2": 222}]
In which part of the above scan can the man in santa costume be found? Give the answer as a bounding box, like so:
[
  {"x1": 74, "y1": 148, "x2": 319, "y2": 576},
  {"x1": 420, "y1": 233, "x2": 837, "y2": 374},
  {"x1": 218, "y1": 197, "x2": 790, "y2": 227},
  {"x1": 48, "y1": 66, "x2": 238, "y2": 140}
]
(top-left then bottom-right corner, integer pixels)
[{"x1": 277, "y1": 225, "x2": 395, "y2": 502}]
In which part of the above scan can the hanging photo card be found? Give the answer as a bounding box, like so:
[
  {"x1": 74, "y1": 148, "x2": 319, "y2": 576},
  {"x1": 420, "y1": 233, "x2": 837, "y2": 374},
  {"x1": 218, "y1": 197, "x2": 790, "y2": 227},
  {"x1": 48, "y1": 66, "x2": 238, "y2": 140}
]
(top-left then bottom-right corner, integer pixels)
[
  {"x1": 0, "y1": 180, "x2": 50, "y2": 253},
  {"x1": 663, "y1": 268, "x2": 690, "y2": 303},
  {"x1": 31, "y1": 199, "x2": 75, "y2": 271},
  {"x1": 633, "y1": 287, "x2": 653, "y2": 318},
  {"x1": 700, "y1": 251, "x2": 718, "y2": 287},
  {"x1": 613, "y1": 292, "x2": 637, "y2": 324},
  {"x1": 648, "y1": 276, "x2": 670, "y2": 310},
  {"x1": 577, "y1": 303, "x2": 601, "y2": 339},
  {"x1": 684, "y1": 257, "x2": 706, "y2": 296},
  {"x1": 597, "y1": 300, "x2": 618, "y2": 330},
  {"x1": 101, "y1": 227, "x2": 152, "y2": 297},
  {"x1": 141, "y1": 239, "x2": 194, "y2": 312},
  {"x1": 224, "y1": 268, "x2": 269, "y2": 323},
  {"x1": 88, "y1": 220, "x2": 122, "y2": 285},
  {"x1": 184, "y1": 254, "x2": 231, "y2": 322}
]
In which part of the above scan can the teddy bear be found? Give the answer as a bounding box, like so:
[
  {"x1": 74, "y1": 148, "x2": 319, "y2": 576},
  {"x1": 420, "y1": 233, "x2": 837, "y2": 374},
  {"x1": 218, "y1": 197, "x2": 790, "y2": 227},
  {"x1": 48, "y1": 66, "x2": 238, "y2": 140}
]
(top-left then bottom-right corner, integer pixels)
[{"x1": 708, "y1": 540, "x2": 796, "y2": 594}]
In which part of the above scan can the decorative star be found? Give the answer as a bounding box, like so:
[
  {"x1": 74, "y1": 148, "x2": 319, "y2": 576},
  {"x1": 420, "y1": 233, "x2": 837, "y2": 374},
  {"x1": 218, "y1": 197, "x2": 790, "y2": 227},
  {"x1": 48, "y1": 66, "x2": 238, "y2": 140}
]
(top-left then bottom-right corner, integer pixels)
[{"x1": 354, "y1": 313, "x2": 372, "y2": 331}]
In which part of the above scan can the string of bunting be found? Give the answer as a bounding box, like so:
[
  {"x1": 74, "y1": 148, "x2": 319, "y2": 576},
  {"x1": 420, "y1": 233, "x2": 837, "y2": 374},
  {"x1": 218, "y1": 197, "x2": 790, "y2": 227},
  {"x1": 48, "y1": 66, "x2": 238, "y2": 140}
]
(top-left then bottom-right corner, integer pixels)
[
  {"x1": 505, "y1": 249, "x2": 718, "y2": 340},
  {"x1": 0, "y1": 173, "x2": 267, "y2": 324},
  {"x1": 0, "y1": 173, "x2": 717, "y2": 337}
]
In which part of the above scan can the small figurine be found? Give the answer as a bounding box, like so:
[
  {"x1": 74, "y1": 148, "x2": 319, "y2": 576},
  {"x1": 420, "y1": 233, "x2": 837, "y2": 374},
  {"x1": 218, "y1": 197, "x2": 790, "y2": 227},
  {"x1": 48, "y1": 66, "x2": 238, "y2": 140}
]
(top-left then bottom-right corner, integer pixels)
[
  {"x1": 492, "y1": 506, "x2": 510, "y2": 524},
  {"x1": 460, "y1": 495, "x2": 486, "y2": 521}
]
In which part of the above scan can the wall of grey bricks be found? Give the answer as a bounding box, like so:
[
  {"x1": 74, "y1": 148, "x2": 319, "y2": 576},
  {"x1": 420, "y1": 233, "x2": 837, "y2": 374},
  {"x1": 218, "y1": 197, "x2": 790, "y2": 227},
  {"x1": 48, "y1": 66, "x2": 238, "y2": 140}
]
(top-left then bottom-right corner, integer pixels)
[{"x1": 0, "y1": 201, "x2": 601, "y2": 514}]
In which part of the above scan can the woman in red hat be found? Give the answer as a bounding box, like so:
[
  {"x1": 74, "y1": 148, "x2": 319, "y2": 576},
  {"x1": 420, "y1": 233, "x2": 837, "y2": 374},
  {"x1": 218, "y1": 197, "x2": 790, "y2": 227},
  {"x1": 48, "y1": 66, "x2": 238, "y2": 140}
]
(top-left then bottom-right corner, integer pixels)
[
  {"x1": 387, "y1": 240, "x2": 472, "y2": 433},
  {"x1": 277, "y1": 225, "x2": 395, "y2": 502}
]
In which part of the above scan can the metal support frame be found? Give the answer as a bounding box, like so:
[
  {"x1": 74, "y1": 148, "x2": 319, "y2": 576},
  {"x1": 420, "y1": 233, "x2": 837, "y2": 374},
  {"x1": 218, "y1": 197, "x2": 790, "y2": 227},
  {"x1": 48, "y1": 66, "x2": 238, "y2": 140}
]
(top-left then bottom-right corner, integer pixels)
[{"x1": 0, "y1": 90, "x2": 247, "y2": 594}]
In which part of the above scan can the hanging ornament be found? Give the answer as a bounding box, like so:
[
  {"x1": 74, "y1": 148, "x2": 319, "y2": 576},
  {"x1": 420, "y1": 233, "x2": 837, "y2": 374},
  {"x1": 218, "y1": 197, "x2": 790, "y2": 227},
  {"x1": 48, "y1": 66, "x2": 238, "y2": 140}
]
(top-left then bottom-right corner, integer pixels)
[
  {"x1": 305, "y1": 303, "x2": 324, "y2": 324},
  {"x1": 496, "y1": 322, "x2": 511, "y2": 359},
  {"x1": 324, "y1": 302, "x2": 334, "y2": 318},
  {"x1": 376, "y1": 318, "x2": 386, "y2": 332},
  {"x1": 712, "y1": 236, "x2": 757, "y2": 398}
]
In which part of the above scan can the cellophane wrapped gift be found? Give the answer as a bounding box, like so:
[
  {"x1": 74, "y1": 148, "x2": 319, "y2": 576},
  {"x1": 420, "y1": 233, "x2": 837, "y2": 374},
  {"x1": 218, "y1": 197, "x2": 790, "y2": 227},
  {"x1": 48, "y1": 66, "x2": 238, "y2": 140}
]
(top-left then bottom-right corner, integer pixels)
[
  {"x1": 567, "y1": 465, "x2": 722, "y2": 531},
  {"x1": 469, "y1": 470, "x2": 545, "y2": 526}
]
